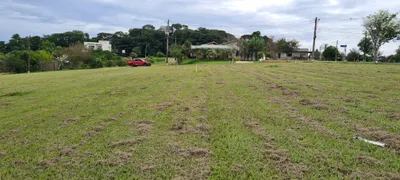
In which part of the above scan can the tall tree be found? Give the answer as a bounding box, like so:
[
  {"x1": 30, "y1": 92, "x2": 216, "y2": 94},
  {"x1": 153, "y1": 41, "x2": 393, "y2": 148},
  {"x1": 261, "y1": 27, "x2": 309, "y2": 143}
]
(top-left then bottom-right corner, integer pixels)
[
  {"x1": 363, "y1": 10, "x2": 400, "y2": 63},
  {"x1": 0, "y1": 41, "x2": 6, "y2": 53},
  {"x1": 396, "y1": 45, "x2": 400, "y2": 54},
  {"x1": 30, "y1": 36, "x2": 42, "y2": 51},
  {"x1": 7, "y1": 34, "x2": 25, "y2": 51}
]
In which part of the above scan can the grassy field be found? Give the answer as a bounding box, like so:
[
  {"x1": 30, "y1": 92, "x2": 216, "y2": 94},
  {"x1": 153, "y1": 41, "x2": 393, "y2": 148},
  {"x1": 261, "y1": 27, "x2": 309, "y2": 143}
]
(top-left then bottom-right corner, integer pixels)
[{"x1": 0, "y1": 63, "x2": 399, "y2": 179}]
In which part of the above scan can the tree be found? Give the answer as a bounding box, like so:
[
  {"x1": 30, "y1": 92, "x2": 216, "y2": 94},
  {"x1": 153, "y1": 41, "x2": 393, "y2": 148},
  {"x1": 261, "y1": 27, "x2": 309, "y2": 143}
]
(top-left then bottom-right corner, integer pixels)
[
  {"x1": 41, "y1": 40, "x2": 57, "y2": 53},
  {"x1": 363, "y1": 10, "x2": 400, "y2": 63},
  {"x1": 390, "y1": 54, "x2": 400, "y2": 62},
  {"x1": 65, "y1": 43, "x2": 95, "y2": 68},
  {"x1": 0, "y1": 41, "x2": 6, "y2": 54},
  {"x1": 357, "y1": 37, "x2": 373, "y2": 58},
  {"x1": 7, "y1": 34, "x2": 25, "y2": 51},
  {"x1": 277, "y1": 38, "x2": 300, "y2": 54},
  {"x1": 4, "y1": 51, "x2": 28, "y2": 73},
  {"x1": 132, "y1": 47, "x2": 141, "y2": 57},
  {"x1": 346, "y1": 48, "x2": 360, "y2": 61},
  {"x1": 182, "y1": 40, "x2": 192, "y2": 57},
  {"x1": 169, "y1": 44, "x2": 184, "y2": 64},
  {"x1": 248, "y1": 36, "x2": 265, "y2": 60},
  {"x1": 396, "y1": 45, "x2": 400, "y2": 54},
  {"x1": 29, "y1": 50, "x2": 53, "y2": 70},
  {"x1": 322, "y1": 46, "x2": 339, "y2": 61},
  {"x1": 30, "y1": 36, "x2": 41, "y2": 51}
]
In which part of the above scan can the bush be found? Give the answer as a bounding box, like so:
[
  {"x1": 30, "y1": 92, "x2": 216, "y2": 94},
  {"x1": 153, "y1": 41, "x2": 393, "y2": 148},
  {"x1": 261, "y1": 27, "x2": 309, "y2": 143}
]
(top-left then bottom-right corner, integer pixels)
[
  {"x1": 390, "y1": 54, "x2": 400, "y2": 62},
  {"x1": 146, "y1": 56, "x2": 155, "y2": 63},
  {"x1": 156, "y1": 52, "x2": 165, "y2": 57},
  {"x1": 104, "y1": 60, "x2": 114, "y2": 67},
  {"x1": 116, "y1": 60, "x2": 127, "y2": 67}
]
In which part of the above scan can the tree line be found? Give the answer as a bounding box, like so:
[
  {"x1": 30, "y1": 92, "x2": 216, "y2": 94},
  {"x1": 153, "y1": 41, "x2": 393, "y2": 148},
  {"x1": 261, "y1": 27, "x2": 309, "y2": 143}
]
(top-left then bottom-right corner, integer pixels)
[{"x1": 1, "y1": 9, "x2": 398, "y2": 73}]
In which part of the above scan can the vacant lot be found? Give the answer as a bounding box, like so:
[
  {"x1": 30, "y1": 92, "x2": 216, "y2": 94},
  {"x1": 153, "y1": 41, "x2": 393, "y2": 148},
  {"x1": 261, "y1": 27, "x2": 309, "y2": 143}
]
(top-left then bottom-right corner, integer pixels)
[{"x1": 0, "y1": 63, "x2": 399, "y2": 179}]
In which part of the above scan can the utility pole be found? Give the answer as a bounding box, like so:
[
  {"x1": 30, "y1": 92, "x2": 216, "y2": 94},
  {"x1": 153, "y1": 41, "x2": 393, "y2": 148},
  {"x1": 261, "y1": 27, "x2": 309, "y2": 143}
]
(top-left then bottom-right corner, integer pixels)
[
  {"x1": 28, "y1": 36, "x2": 31, "y2": 73},
  {"x1": 165, "y1": 19, "x2": 170, "y2": 64},
  {"x1": 335, "y1": 40, "x2": 338, "y2": 62},
  {"x1": 311, "y1": 17, "x2": 318, "y2": 60}
]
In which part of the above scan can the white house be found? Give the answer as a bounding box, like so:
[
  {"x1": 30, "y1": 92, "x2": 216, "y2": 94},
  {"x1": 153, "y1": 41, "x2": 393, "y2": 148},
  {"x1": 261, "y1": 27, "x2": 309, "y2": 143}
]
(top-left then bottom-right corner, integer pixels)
[{"x1": 84, "y1": 40, "x2": 112, "y2": 51}]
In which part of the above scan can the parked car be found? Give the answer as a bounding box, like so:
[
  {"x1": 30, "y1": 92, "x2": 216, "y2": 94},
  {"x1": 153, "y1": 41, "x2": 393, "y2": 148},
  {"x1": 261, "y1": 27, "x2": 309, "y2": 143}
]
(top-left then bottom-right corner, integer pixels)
[{"x1": 127, "y1": 59, "x2": 152, "y2": 67}]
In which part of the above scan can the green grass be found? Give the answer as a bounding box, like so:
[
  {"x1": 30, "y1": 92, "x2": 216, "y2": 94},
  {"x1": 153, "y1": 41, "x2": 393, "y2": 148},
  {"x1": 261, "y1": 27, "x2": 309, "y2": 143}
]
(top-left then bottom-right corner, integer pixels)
[{"x1": 0, "y1": 63, "x2": 399, "y2": 179}]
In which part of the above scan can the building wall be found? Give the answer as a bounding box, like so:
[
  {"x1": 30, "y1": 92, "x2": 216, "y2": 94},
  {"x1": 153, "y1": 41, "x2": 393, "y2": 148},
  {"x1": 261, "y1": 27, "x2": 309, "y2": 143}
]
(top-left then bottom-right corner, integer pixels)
[{"x1": 84, "y1": 41, "x2": 112, "y2": 51}]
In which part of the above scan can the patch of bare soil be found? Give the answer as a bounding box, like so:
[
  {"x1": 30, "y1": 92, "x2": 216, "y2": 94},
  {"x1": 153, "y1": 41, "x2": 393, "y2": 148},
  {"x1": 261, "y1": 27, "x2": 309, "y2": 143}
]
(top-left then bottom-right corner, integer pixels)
[
  {"x1": 179, "y1": 148, "x2": 210, "y2": 158},
  {"x1": 344, "y1": 98, "x2": 360, "y2": 103},
  {"x1": 0, "y1": 152, "x2": 7, "y2": 157},
  {"x1": 59, "y1": 147, "x2": 76, "y2": 156},
  {"x1": 263, "y1": 146, "x2": 309, "y2": 179},
  {"x1": 136, "y1": 120, "x2": 154, "y2": 133},
  {"x1": 168, "y1": 143, "x2": 210, "y2": 158},
  {"x1": 216, "y1": 81, "x2": 226, "y2": 85},
  {"x1": 196, "y1": 124, "x2": 211, "y2": 132},
  {"x1": 244, "y1": 122, "x2": 259, "y2": 128},
  {"x1": 247, "y1": 85, "x2": 259, "y2": 90},
  {"x1": 97, "y1": 151, "x2": 132, "y2": 166},
  {"x1": 13, "y1": 159, "x2": 26, "y2": 165},
  {"x1": 110, "y1": 137, "x2": 148, "y2": 148},
  {"x1": 299, "y1": 99, "x2": 329, "y2": 110},
  {"x1": 141, "y1": 165, "x2": 156, "y2": 172},
  {"x1": 348, "y1": 171, "x2": 400, "y2": 179},
  {"x1": 0, "y1": 103, "x2": 10, "y2": 107},
  {"x1": 108, "y1": 112, "x2": 124, "y2": 121},
  {"x1": 305, "y1": 84, "x2": 324, "y2": 93},
  {"x1": 38, "y1": 158, "x2": 59, "y2": 167},
  {"x1": 63, "y1": 118, "x2": 80, "y2": 125},
  {"x1": 356, "y1": 126, "x2": 400, "y2": 153},
  {"x1": 197, "y1": 116, "x2": 207, "y2": 122},
  {"x1": 354, "y1": 156, "x2": 382, "y2": 166},
  {"x1": 282, "y1": 90, "x2": 301, "y2": 96},
  {"x1": 170, "y1": 120, "x2": 187, "y2": 131},
  {"x1": 9, "y1": 128, "x2": 21, "y2": 134},
  {"x1": 387, "y1": 112, "x2": 400, "y2": 120},
  {"x1": 154, "y1": 102, "x2": 173, "y2": 111}
]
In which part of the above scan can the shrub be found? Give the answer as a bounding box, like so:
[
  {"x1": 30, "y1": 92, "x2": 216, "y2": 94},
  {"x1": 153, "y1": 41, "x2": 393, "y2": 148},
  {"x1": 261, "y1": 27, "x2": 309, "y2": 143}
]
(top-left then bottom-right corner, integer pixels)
[
  {"x1": 104, "y1": 60, "x2": 114, "y2": 67},
  {"x1": 156, "y1": 52, "x2": 165, "y2": 57},
  {"x1": 390, "y1": 54, "x2": 400, "y2": 62},
  {"x1": 116, "y1": 60, "x2": 127, "y2": 67},
  {"x1": 146, "y1": 56, "x2": 155, "y2": 63}
]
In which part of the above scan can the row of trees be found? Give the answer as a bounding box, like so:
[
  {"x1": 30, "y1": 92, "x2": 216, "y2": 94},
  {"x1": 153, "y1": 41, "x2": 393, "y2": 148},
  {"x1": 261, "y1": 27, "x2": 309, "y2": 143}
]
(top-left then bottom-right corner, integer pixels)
[{"x1": 0, "y1": 41, "x2": 122, "y2": 73}]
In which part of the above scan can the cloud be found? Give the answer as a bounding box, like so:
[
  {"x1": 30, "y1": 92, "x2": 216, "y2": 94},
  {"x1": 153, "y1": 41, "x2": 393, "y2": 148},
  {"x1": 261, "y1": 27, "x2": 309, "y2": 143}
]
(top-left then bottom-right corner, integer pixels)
[{"x1": 0, "y1": 0, "x2": 399, "y2": 55}]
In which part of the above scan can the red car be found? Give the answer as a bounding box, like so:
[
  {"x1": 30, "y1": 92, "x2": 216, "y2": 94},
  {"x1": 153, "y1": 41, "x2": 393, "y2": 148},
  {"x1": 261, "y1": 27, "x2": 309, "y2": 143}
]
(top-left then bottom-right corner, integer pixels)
[{"x1": 127, "y1": 59, "x2": 152, "y2": 67}]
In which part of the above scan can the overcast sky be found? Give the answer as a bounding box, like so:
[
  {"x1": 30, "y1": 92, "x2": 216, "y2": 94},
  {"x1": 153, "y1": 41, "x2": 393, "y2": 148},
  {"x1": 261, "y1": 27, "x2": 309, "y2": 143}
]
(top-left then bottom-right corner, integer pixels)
[{"x1": 0, "y1": 0, "x2": 399, "y2": 55}]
